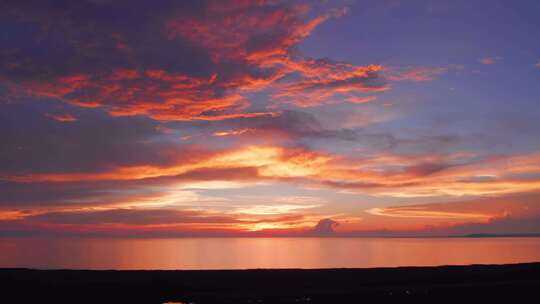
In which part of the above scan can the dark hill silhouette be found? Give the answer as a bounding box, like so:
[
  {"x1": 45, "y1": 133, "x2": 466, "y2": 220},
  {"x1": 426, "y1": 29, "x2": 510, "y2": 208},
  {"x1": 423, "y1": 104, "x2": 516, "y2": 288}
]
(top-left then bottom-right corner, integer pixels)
[{"x1": 2, "y1": 263, "x2": 540, "y2": 303}]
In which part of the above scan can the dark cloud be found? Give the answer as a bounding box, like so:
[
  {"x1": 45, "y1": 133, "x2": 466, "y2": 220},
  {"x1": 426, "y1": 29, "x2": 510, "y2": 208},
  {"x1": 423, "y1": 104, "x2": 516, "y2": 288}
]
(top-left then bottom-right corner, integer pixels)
[
  {"x1": 0, "y1": 207, "x2": 308, "y2": 238},
  {"x1": 308, "y1": 218, "x2": 339, "y2": 236},
  {"x1": 364, "y1": 191, "x2": 540, "y2": 236},
  {"x1": 425, "y1": 192, "x2": 540, "y2": 236},
  {"x1": 25, "y1": 208, "x2": 242, "y2": 225},
  {"x1": 0, "y1": 99, "x2": 167, "y2": 174},
  {"x1": 440, "y1": 216, "x2": 540, "y2": 235},
  {"x1": 0, "y1": 166, "x2": 261, "y2": 209},
  {"x1": 0, "y1": 0, "x2": 211, "y2": 80},
  {"x1": 404, "y1": 162, "x2": 453, "y2": 176},
  {"x1": 215, "y1": 110, "x2": 462, "y2": 157},
  {"x1": 19, "y1": 209, "x2": 306, "y2": 226}
]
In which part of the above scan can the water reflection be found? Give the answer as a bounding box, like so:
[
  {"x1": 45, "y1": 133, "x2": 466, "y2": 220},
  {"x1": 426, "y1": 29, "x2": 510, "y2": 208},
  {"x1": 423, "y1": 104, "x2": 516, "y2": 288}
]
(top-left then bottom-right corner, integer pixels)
[{"x1": 1, "y1": 237, "x2": 539, "y2": 270}]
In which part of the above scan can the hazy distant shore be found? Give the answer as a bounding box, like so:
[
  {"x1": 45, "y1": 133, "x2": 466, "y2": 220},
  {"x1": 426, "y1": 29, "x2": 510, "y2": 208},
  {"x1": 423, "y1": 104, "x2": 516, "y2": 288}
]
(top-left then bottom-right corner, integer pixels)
[{"x1": 2, "y1": 263, "x2": 540, "y2": 303}]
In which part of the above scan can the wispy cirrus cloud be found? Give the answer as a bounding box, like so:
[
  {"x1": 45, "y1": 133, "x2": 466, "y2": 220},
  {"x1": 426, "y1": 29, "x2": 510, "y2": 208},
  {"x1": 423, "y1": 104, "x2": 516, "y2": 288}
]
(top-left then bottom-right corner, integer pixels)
[
  {"x1": 0, "y1": 209, "x2": 316, "y2": 237},
  {"x1": 479, "y1": 56, "x2": 503, "y2": 65},
  {"x1": 273, "y1": 63, "x2": 388, "y2": 107},
  {"x1": 385, "y1": 65, "x2": 464, "y2": 81},
  {"x1": 5, "y1": 141, "x2": 540, "y2": 199},
  {"x1": 45, "y1": 113, "x2": 78, "y2": 122},
  {"x1": 3, "y1": 99, "x2": 540, "y2": 206},
  {"x1": 346, "y1": 96, "x2": 377, "y2": 104},
  {"x1": 361, "y1": 191, "x2": 540, "y2": 235},
  {"x1": 212, "y1": 128, "x2": 256, "y2": 137}
]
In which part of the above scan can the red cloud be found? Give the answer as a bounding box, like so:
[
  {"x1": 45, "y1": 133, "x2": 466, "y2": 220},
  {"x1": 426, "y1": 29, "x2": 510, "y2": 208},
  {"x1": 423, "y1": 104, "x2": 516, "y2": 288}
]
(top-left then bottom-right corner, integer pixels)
[
  {"x1": 24, "y1": 70, "x2": 279, "y2": 121},
  {"x1": 213, "y1": 128, "x2": 256, "y2": 137},
  {"x1": 0, "y1": 206, "x2": 319, "y2": 237},
  {"x1": 3, "y1": 144, "x2": 540, "y2": 198},
  {"x1": 46, "y1": 113, "x2": 78, "y2": 122},
  {"x1": 363, "y1": 192, "x2": 540, "y2": 235},
  {"x1": 274, "y1": 64, "x2": 388, "y2": 107},
  {"x1": 385, "y1": 65, "x2": 463, "y2": 82},
  {"x1": 479, "y1": 56, "x2": 502, "y2": 65},
  {"x1": 346, "y1": 96, "x2": 377, "y2": 104},
  {"x1": 2, "y1": 1, "x2": 376, "y2": 117}
]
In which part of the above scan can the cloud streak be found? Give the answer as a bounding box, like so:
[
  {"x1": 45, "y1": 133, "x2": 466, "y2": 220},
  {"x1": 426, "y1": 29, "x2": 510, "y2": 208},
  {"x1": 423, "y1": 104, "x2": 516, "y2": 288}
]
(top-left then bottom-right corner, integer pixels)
[
  {"x1": 479, "y1": 56, "x2": 502, "y2": 65},
  {"x1": 5, "y1": 141, "x2": 540, "y2": 200},
  {"x1": 0, "y1": 0, "x2": 372, "y2": 120}
]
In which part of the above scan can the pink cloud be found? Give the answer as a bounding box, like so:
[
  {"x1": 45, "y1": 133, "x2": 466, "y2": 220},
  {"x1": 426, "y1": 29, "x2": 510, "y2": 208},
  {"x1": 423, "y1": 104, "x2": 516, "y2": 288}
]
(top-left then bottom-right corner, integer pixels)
[
  {"x1": 346, "y1": 96, "x2": 377, "y2": 104},
  {"x1": 45, "y1": 113, "x2": 78, "y2": 123},
  {"x1": 386, "y1": 65, "x2": 463, "y2": 82},
  {"x1": 479, "y1": 56, "x2": 502, "y2": 65}
]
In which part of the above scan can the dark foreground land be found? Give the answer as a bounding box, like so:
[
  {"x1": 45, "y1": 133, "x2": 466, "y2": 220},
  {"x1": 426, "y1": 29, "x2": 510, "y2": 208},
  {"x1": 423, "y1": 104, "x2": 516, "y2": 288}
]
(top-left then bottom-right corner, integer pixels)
[{"x1": 2, "y1": 263, "x2": 540, "y2": 303}]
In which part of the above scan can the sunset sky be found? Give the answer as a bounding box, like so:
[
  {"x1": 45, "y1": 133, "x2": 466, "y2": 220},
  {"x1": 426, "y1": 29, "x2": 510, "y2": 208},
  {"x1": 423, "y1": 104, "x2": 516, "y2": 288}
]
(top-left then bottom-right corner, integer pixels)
[{"x1": 1, "y1": 0, "x2": 540, "y2": 237}]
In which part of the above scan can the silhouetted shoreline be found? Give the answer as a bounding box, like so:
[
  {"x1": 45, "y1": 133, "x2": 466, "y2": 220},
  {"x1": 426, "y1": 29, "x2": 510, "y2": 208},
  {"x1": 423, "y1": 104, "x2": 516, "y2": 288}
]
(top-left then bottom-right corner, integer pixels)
[{"x1": 2, "y1": 263, "x2": 540, "y2": 303}]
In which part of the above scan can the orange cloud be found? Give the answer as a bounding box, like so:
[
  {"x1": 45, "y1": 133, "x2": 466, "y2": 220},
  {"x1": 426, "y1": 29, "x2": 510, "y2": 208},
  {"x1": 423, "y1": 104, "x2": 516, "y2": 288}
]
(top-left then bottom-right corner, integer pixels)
[
  {"x1": 347, "y1": 96, "x2": 377, "y2": 104},
  {"x1": 24, "y1": 71, "x2": 279, "y2": 121},
  {"x1": 166, "y1": 3, "x2": 345, "y2": 67},
  {"x1": 213, "y1": 128, "x2": 256, "y2": 137},
  {"x1": 4, "y1": 143, "x2": 540, "y2": 199},
  {"x1": 274, "y1": 64, "x2": 388, "y2": 107},
  {"x1": 0, "y1": 145, "x2": 337, "y2": 184},
  {"x1": 46, "y1": 113, "x2": 78, "y2": 122},
  {"x1": 0, "y1": 204, "x2": 326, "y2": 237},
  {"x1": 385, "y1": 65, "x2": 463, "y2": 82},
  {"x1": 2, "y1": 1, "x2": 390, "y2": 118},
  {"x1": 3, "y1": 1, "x2": 359, "y2": 120},
  {"x1": 356, "y1": 192, "x2": 540, "y2": 235},
  {"x1": 366, "y1": 207, "x2": 491, "y2": 220},
  {"x1": 479, "y1": 56, "x2": 502, "y2": 65},
  {"x1": 5, "y1": 190, "x2": 540, "y2": 237},
  {"x1": 165, "y1": 3, "x2": 370, "y2": 110}
]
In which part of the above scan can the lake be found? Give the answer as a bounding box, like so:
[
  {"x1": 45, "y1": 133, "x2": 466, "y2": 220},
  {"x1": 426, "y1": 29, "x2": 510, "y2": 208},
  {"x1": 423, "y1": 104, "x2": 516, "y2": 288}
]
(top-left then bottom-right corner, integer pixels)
[{"x1": 1, "y1": 237, "x2": 539, "y2": 270}]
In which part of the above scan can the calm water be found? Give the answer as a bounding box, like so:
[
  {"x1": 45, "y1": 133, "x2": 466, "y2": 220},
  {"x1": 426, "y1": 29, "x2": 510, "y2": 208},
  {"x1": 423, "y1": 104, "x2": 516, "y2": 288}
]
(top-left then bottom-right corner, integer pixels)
[{"x1": 1, "y1": 237, "x2": 540, "y2": 270}]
